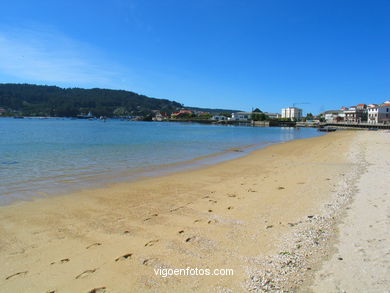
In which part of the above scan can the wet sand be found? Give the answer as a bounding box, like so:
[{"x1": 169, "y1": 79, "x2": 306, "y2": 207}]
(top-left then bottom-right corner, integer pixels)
[{"x1": 0, "y1": 131, "x2": 388, "y2": 292}]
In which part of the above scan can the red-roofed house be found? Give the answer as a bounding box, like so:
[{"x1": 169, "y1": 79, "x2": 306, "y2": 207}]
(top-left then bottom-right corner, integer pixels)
[
  {"x1": 368, "y1": 102, "x2": 390, "y2": 124},
  {"x1": 171, "y1": 110, "x2": 193, "y2": 118},
  {"x1": 344, "y1": 104, "x2": 367, "y2": 123}
]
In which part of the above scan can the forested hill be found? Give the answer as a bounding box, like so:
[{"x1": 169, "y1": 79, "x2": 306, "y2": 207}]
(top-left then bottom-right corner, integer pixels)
[{"x1": 0, "y1": 83, "x2": 183, "y2": 117}]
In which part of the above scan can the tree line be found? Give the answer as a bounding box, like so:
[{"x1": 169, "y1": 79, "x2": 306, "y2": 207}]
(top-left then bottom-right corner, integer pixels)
[{"x1": 0, "y1": 83, "x2": 183, "y2": 117}]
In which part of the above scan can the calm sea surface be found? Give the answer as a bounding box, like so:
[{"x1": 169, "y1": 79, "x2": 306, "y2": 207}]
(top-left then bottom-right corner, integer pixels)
[{"x1": 0, "y1": 118, "x2": 323, "y2": 204}]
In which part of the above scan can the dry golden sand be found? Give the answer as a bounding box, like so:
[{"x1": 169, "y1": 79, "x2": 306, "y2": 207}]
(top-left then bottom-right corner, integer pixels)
[
  {"x1": 308, "y1": 131, "x2": 390, "y2": 293},
  {"x1": 0, "y1": 131, "x2": 381, "y2": 293}
]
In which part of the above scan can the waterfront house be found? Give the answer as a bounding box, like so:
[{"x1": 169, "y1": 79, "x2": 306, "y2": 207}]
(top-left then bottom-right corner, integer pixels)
[
  {"x1": 171, "y1": 110, "x2": 193, "y2": 118},
  {"x1": 323, "y1": 110, "x2": 345, "y2": 122},
  {"x1": 281, "y1": 107, "x2": 302, "y2": 121},
  {"x1": 212, "y1": 115, "x2": 228, "y2": 121},
  {"x1": 152, "y1": 111, "x2": 164, "y2": 121},
  {"x1": 344, "y1": 104, "x2": 367, "y2": 123},
  {"x1": 368, "y1": 102, "x2": 390, "y2": 124},
  {"x1": 264, "y1": 112, "x2": 281, "y2": 119},
  {"x1": 231, "y1": 112, "x2": 252, "y2": 121}
]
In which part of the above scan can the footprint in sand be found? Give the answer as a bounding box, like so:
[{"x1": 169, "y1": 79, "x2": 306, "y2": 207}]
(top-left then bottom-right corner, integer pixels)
[
  {"x1": 86, "y1": 243, "x2": 101, "y2": 249},
  {"x1": 208, "y1": 209, "x2": 213, "y2": 213},
  {"x1": 143, "y1": 259, "x2": 150, "y2": 265},
  {"x1": 142, "y1": 258, "x2": 158, "y2": 266},
  {"x1": 75, "y1": 269, "x2": 97, "y2": 279},
  {"x1": 50, "y1": 258, "x2": 70, "y2": 265},
  {"x1": 178, "y1": 230, "x2": 184, "y2": 234},
  {"x1": 277, "y1": 186, "x2": 285, "y2": 190},
  {"x1": 144, "y1": 240, "x2": 159, "y2": 247},
  {"x1": 5, "y1": 271, "x2": 28, "y2": 280},
  {"x1": 208, "y1": 219, "x2": 218, "y2": 224},
  {"x1": 209, "y1": 200, "x2": 217, "y2": 204},
  {"x1": 115, "y1": 253, "x2": 132, "y2": 262},
  {"x1": 288, "y1": 222, "x2": 300, "y2": 227},
  {"x1": 194, "y1": 219, "x2": 202, "y2": 223},
  {"x1": 144, "y1": 213, "x2": 158, "y2": 221},
  {"x1": 203, "y1": 195, "x2": 210, "y2": 199},
  {"x1": 87, "y1": 287, "x2": 106, "y2": 293},
  {"x1": 185, "y1": 236, "x2": 196, "y2": 243},
  {"x1": 227, "y1": 206, "x2": 233, "y2": 210},
  {"x1": 170, "y1": 206, "x2": 184, "y2": 212}
]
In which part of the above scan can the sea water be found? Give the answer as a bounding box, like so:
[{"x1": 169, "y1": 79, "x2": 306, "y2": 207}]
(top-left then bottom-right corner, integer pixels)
[{"x1": 0, "y1": 118, "x2": 323, "y2": 204}]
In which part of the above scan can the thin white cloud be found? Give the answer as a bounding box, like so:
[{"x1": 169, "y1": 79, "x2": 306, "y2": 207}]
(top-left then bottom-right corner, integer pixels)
[{"x1": 0, "y1": 26, "x2": 128, "y2": 88}]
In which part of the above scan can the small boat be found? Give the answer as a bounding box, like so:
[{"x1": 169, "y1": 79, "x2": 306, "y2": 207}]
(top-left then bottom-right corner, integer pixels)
[
  {"x1": 318, "y1": 126, "x2": 337, "y2": 132},
  {"x1": 77, "y1": 111, "x2": 94, "y2": 119}
]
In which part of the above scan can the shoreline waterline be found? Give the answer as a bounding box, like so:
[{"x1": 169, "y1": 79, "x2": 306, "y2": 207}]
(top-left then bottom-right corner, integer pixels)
[
  {"x1": 0, "y1": 119, "x2": 324, "y2": 205},
  {"x1": 2, "y1": 131, "x2": 388, "y2": 292},
  {"x1": 0, "y1": 130, "x2": 355, "y2": 293},
  {"x1": 0, "y1": 141, "x2": 271, "y2": 206}
]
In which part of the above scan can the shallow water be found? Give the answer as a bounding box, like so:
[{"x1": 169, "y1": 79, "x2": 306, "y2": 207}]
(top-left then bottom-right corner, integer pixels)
[{"x1": 0, "y1": 118, "x2": 323, "y2": 204}]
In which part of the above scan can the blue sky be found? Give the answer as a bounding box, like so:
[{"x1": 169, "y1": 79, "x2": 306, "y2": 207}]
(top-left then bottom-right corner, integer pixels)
[{"x1": 0, "y1": 0, "x2": 389, "y2": 114}]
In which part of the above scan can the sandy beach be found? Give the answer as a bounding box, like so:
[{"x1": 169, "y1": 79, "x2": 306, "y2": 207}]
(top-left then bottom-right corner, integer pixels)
[{"x1": 0, "y1": 130, "x2": 389, "y2": 293}]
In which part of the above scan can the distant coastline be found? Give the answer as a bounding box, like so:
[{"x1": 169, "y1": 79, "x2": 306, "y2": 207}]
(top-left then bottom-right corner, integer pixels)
[{"x1": 0, "y1": 83, "x2": 238, "y2": 118}]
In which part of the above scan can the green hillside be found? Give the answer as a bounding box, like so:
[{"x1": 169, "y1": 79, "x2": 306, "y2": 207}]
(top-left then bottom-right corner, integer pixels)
[{"x1": 0, "y1": 83, "x2": 182, "y2": 117}]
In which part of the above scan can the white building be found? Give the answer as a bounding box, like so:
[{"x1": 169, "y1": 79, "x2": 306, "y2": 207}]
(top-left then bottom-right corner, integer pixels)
[
  {"x1": 212, "y1": 115, "x2": 228, "y2": 121},
  {"x1": 281, "y1": 107, "x2": 302, "y2": 121},
  {"x1": 344, "y1": 104, "x2": 368, "y2": 123},
  {"x1": 152, "y1": 112, "x2": 164, "y2": 121},
  {"x1": 264, "y1": 112, "x2": 281, "y2": 119},
  {"x1": 231, "y1": 112, "x2": 252, "y2": 121},
  {"x1": 368, "y1": 103, "x2": 390, "y2": 124},
  {"x1": 322, "y1": 110, "x2": 345, "y2": 122}
]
